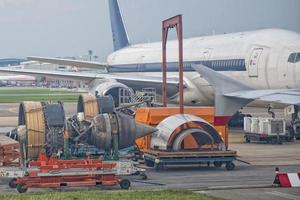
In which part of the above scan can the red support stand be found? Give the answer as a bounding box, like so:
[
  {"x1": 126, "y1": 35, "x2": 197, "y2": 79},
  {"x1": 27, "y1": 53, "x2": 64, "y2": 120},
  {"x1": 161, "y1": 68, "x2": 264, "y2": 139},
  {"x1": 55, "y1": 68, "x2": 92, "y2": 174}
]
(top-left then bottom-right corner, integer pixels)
[{"x1": 162, "y1": 15, "x2": 184, "y2": 114}]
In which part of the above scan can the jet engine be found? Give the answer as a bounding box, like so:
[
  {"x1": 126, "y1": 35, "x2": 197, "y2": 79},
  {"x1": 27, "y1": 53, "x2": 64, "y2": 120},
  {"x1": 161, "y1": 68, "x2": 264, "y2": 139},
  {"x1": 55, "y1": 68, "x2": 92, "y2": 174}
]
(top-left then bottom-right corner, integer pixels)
[
  {"x1": 18, "y1": 101, "x2": 66, "y2": 161},
  {"x1": 89, "y1": 79, "x2": 132, "y2": 107}
]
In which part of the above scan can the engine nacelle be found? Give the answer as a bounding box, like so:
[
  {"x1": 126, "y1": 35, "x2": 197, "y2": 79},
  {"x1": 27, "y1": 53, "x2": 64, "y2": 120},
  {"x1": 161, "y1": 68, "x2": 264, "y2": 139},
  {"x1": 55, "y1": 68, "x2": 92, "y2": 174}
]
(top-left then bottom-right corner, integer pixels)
[{"x1": 89, "y1": 79, "x2": 131, "y2": 107}]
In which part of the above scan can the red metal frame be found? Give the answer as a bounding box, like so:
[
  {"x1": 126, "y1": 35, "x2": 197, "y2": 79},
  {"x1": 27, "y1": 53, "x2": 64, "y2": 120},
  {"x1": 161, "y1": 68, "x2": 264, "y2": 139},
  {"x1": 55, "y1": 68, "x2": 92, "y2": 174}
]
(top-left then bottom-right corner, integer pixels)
[
  {"x1": 162, "y1": 15, "x2": 184, "y2": 114},
  {"x1": 16, "y1": 153, "x2": 119, "y2": 190}
]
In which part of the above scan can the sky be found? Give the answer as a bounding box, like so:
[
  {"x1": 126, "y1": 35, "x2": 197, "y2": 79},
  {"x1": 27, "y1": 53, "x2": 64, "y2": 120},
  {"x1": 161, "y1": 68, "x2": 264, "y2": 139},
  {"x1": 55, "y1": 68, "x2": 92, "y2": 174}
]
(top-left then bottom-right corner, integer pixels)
[{"x1": 0, "y1": 0, "x2": 299, "y2": 61}]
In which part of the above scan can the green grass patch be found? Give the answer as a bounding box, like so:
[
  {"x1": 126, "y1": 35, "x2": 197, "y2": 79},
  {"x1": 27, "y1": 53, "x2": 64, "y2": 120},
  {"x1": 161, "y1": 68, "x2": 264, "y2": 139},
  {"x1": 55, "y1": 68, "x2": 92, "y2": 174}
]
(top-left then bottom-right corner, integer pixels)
[
  {"x1": 0, "y1": 88, "x2": 82, "y2": 95},
  {"x1": 0, "y1": 190, "x2": 222, "y2": 200},
  {"x1": 0, "y1": 88, "x2": 85, "y2": 103}
]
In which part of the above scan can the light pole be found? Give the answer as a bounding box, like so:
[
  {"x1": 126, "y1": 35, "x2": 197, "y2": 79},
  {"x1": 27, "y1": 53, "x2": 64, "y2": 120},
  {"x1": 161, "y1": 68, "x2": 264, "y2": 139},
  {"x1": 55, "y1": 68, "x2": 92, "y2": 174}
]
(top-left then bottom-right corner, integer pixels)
[{"x1": 88, "y1": 50, "x2": 93, "y2": 61}]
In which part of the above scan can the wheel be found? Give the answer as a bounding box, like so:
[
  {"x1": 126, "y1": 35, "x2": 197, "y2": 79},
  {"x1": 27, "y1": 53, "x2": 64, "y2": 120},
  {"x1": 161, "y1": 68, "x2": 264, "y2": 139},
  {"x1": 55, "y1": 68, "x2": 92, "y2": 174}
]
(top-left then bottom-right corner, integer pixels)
[
  {"x1": 213, "y1": 161, "x2": 222, "y2": 168},
  {"x1": 120, "y1": 179, "x2": 131, "y2": 190},
  {"x1": 271, "y1": 138, "x2": 277, "y2": 144},
  {"x1": 286, "y1": 135, "x2": 294, "y2": 142},
  {"x1": 225, "y1": 162, "x2": 235, "y2": 171},
  {"x1": 271, "y1": 138, "x2": 282, "y2": 144},
  {"x1": 154, "y1": 163, "x2": 163, "y2": 171},
  {"x1": 16, "y1": 184, "x2": 28, "y2": 193},
  {"x1": 145, "y1": 159, "x2": 155, "y2": 167},
  {"x1": 140, "y1": 173, "x2": 148, "y2": 180},
  {"x1": 245, "y1": 136, "x2": 250, "y2": 143},
  {"x1": 8, "y1": 178, "x2": 17, "y2": 189}
]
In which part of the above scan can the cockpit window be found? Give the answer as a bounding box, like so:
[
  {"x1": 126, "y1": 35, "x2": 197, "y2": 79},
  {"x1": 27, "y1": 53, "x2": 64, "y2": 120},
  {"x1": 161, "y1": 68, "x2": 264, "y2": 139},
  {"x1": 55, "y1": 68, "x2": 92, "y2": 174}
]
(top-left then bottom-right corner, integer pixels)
[
  {"x1": 288, "y1": 53, "x2": 300, "y2": 63},
  {"x1": 288, "y1": 53, "x2": 296, "y2": 63}
]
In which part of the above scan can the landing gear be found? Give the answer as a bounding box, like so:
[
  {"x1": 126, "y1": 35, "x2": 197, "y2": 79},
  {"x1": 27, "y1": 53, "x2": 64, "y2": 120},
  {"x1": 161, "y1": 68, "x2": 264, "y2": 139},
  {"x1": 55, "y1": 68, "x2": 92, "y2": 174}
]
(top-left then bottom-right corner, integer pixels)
[{"x1": 228, "y1": 111, "x2": 246, "y2": 128}]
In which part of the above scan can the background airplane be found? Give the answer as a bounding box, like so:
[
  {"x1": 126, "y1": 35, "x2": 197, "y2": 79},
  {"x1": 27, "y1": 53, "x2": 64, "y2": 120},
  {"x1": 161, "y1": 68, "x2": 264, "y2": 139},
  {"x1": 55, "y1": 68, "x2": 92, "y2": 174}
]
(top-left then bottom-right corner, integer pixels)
[{"x1": 0, "y1": 0, "x2": 300, "y2": 118}]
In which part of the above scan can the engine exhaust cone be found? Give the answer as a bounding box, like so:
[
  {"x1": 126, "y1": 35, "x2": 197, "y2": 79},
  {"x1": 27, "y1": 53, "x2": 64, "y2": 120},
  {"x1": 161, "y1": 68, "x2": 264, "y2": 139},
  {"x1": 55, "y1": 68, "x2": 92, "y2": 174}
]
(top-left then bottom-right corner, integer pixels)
[
  {"x1": 91, "y1": 112, "x2": 157, "y2": 150},
  {"x1": 135, "y1": 122, "x2": 157, "y2": 139}
]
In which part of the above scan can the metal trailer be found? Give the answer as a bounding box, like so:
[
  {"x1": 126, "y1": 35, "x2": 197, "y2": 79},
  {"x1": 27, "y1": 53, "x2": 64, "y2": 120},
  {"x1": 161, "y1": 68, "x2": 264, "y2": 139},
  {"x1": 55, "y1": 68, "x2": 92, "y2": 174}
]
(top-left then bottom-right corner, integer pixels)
[
  {"x1": 144, "y1": 150, "x2": 237, "y2": 171},
  {"x1": 244, "y1": 132, "x2": 289, "y2": 144},
  {"x1": 0, "y1": 154, "x2": 146, "y2": 193}
]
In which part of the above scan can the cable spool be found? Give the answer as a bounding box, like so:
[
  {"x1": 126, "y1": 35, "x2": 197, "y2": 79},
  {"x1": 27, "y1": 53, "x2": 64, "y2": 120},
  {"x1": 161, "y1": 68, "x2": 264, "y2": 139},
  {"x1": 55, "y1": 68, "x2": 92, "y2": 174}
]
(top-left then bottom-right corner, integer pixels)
[
  {"x1": 18, "y1": 101, "x2": 65, "y2": 161},
  {"x1": 151, "y1": 114, "x2": 226, "y2": 151},
  {"x1": 77, "y1": 94, "x2": 115, "y2": 120}
]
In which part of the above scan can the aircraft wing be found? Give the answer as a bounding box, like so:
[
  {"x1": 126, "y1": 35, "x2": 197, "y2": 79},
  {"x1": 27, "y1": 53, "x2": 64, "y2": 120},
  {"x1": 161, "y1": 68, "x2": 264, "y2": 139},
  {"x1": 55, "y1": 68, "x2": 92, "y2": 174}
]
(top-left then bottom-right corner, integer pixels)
[
  {"x1": 0, "y1": 67, "x2": 101, "y2": 81},
  {"x1": 27, "y1": 56, "x2": 108, "y2": 69},
  {"x1": 224, "y1": 89, "x2": 300, "y2": 105},
  {"x1": 192, "y1": 64, "x2": 300, "y2": 117},
  {"x1": 0, "y1": 67, "x2": 181, "y2": 96}
]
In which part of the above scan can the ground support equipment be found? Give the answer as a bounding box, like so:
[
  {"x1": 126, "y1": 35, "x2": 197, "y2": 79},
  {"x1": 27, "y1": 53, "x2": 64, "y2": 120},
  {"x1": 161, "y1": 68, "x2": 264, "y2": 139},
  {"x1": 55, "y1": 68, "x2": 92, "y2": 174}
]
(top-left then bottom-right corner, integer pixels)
[
  {"x1": 0, "y1": 154, "x2": 145, "y2": 193},
  {"x1": 144, "y1": 150, "x2": 237, "y2": 171},
  {"x1": 244, "y1": 132, "x2": 287, "y2": 144}
]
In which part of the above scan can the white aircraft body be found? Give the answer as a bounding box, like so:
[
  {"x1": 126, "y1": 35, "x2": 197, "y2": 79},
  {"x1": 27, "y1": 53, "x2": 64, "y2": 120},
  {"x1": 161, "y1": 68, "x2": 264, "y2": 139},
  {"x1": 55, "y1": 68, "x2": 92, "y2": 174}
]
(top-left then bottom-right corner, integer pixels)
[
  {"x1": 1, "y1": 0, "x2": 300, "y2": 118},
  {"x1": 106, "y1": 28, "x2": 300, "y2": 106}
]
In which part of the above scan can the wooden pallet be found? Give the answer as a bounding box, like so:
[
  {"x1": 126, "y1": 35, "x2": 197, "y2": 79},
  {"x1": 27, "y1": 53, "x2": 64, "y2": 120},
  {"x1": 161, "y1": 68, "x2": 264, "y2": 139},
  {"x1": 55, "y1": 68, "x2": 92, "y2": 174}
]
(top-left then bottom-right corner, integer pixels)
[{"x1": 0, "y1": 136, "x2": 19, "y2": 166}]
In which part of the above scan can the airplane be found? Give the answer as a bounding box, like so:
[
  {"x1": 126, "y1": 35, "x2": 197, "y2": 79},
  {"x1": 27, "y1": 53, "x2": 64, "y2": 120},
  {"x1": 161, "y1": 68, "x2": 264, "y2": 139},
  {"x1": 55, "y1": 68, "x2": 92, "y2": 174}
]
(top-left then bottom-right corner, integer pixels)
[
  {"x1": 0, "y1": 75, "x2": 36, "y2": 86},
  {"x1": 0, "y1": 0, "x2": 300, "y2": 123}
]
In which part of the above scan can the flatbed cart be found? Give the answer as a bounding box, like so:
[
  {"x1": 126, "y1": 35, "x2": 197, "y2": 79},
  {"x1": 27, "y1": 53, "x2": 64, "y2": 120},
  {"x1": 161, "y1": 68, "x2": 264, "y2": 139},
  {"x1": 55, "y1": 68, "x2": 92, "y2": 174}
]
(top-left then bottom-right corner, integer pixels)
[
  {"x1": 0, "y1": 154, "x2": 146, "y2": 193},
  {"x1": 144, "y1": 150, "x2": 237, "y2": 171},
  {"x1": 244, "y1": 132, "x2": 287, "y2": 144}
]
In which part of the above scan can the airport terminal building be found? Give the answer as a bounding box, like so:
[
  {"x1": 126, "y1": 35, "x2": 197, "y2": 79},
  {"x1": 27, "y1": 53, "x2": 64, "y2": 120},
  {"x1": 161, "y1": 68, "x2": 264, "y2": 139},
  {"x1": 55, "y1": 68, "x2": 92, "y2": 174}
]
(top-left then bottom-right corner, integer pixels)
[{"x1": 0, "y1": 58, "x2": 25, "y2": 67}]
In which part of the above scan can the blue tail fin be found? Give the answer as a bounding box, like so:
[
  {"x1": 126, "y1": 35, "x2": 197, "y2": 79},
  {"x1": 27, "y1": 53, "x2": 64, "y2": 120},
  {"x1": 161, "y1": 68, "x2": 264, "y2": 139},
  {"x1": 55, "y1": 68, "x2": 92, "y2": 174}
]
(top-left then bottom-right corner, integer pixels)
[{"x1": 109, "y1": 0, "x2": 129, "y2": 51}]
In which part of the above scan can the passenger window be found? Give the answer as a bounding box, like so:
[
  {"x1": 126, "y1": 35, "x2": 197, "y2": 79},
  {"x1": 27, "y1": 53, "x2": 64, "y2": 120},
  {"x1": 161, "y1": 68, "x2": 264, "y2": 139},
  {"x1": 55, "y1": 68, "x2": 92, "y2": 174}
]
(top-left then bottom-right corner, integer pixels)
[
  {"x1": 296, "y1": 53, "x2": 300, "y2": 63},
  {"x1": 288, "y1": 53, "x2": 296, "y2": 63}
]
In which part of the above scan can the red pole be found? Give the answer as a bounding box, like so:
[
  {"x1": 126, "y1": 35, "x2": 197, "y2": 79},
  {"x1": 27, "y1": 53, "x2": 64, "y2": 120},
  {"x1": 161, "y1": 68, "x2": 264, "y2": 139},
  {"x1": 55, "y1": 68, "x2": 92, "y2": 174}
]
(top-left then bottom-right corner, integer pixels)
[
  {"x1": 162, "y1": 27, "x2": 168, "y2": 107},
  {"x1": 177, "y1": 16, "x2": 184, "y2": 114},
  {"x1": 162, "y1": 15, "x2": 184, "y2": 114}
]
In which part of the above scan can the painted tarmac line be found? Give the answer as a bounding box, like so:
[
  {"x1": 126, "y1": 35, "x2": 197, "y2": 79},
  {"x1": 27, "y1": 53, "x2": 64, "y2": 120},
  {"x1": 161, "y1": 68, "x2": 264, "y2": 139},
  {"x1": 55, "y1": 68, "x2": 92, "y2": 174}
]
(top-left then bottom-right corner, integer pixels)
[
  {"x1": 265, "y1": 191, "x2": 300, "y2": 200},
  {"x1": 192, "y1": 184, "x2": 275, "y2": 191}
]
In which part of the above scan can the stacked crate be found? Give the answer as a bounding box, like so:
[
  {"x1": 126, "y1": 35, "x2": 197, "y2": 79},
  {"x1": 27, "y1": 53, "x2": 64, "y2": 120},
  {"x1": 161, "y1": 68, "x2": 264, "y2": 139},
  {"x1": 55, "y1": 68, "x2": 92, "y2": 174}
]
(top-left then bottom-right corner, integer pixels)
[{"x1": 0, "y1": 135, "x2": 19, "y2": 166}]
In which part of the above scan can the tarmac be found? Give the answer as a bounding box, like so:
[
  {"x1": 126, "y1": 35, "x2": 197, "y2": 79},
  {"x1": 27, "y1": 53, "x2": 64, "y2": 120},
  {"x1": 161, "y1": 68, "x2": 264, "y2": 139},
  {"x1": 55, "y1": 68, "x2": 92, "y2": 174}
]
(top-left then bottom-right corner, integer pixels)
[{"x1": 0, "y1": 103, "x2": 299, "y2": 199}]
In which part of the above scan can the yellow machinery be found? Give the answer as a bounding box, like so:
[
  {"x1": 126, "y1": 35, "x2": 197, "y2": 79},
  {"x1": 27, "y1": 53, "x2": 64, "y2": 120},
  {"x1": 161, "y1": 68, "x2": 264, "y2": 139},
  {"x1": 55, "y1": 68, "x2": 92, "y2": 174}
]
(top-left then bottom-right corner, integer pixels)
[{"x1": 135, "y1": 107, "x2": 228, "y2": 151}]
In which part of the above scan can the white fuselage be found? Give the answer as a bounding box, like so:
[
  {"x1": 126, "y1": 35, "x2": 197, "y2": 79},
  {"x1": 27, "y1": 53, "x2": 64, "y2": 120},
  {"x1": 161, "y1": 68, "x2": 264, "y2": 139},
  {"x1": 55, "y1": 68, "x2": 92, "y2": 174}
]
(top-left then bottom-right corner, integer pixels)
[{"x1": 106, "y1": 29, "x2": 300, "y2": 106}]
